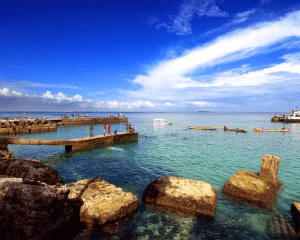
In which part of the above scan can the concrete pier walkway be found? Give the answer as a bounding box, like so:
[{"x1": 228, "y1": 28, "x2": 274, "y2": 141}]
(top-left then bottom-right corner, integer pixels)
[
  {"x1": 0, "y1": 116, "x2": 128, "y2": 135},
  {"x1": 0, "y1": 132, "x2": 138, "y2": 152},
  {"x1": 43, "y1": 116, "x2": 128, "y2": 126}
]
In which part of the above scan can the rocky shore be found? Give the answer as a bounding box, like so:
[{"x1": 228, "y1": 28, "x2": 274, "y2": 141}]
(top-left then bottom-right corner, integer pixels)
[
  {"x1": 0, "y1": 149, "x2": 298, "y2": 239},
  {"x1": 0, "y1": 150, "x2": 137, "y2": 240}
]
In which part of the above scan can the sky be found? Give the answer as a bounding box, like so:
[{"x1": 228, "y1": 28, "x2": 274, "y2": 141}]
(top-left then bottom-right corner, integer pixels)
[{"x1": 1, "y1": 0, "x2": 300, "y2": 112}]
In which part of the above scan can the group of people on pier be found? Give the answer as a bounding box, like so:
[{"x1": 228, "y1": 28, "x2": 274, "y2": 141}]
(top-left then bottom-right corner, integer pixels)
[
  {"x1": 61, "y1": 113, "x2": 88, "y2": 119},
  {"x1": 89, "y1": 123, "x2": 134, "y2": 138}
]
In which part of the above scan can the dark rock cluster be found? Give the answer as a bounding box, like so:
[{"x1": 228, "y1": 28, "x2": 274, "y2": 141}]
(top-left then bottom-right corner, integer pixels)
[
  {"x1": 0, "y1": 157, "x2": 63, "y2": 186},
  {"x1": 0, "y1": 152, "x2": 79, "y2": 240},
  {"x1": 0, "y1": 151, "x2": 137, "y2": 240},
  {"x1": 0, "y1": 176, "x2": 78, "y2": 240}
]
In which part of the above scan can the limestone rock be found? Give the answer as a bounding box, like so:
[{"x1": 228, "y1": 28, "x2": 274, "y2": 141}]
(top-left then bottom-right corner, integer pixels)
[
  {"x1": 142, "y1": 176, "x2": 217, "y2": 217},
  {"x1": 291, "y1": 202, "x2": 300, "y2": 236},
  {"x1": 0, "y1": 177, "x2": 78, "y2": 240},
  {"x1": 66, "y1": 177, "x2": 138, "y2": 228},
  {"x1": 222, "y1": 170, "x2": 282, "y2": 207},
  {"x1": 0, "y1": 149, "x2": 14, "y2": 159},
  {"x1": 259, "y1": 154, "x2": 280, "y2": 182},
  {"x1": 0, "y1": 157, "x2": 63, "y2": 185}
]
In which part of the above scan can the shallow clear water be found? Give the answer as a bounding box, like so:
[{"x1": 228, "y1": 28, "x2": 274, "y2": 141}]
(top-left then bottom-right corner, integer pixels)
[{"x1": 4, "y1": 112, "x2": 300, "y2": 239}]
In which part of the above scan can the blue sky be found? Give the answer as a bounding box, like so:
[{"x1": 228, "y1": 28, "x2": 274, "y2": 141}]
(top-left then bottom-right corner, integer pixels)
[{"x1": 1, "y1": 0, "x2": 300, "y2": 112}]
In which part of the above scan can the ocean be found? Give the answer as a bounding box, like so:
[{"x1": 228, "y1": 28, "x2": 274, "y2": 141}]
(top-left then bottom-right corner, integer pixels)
[{"x1": 2, "y1": 112, "x2": 300, "y2": 239}]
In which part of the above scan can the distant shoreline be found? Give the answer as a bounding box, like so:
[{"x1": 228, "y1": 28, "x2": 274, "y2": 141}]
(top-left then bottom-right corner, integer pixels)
[{"x1": 0, "y1": 111, "x2": 290, "y2": 113}]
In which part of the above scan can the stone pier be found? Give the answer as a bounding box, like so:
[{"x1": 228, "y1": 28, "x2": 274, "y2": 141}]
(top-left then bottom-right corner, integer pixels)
[{"x1": 0, "y1": 132, "x2": 138, "y2": 152}]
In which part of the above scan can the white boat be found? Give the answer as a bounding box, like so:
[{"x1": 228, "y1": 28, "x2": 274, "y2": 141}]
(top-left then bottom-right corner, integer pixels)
[
  {"x1": 285, "y1": 109, "x2": 300, "y2": 122},
  {"x1": 152, "y1": 119, "x2": 173, "y2": 126}
]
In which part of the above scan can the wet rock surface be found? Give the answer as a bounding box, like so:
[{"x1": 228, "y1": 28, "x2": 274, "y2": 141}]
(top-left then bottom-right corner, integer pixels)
[
  {"x1": 142, "y1": 176, "x2": 218, "y2": 217},
  {"x1": 0, "y1": 177, "x2": 78, "y2": 240},
  {"x1": 291, "y1": 202, "x2": 300, "y2": 236},
  {"x1": 66, "y1": 177, "x2": 138, "y2": 228},
  {"x1": 0, "y1": 157, "x2": 63, "y2": 185},
  {"x1": 222, "y1": 169, "x2": 282, "y2": 207},
  {"x1": 259, "y1": 154, "x2": 280, "y2": 183}
]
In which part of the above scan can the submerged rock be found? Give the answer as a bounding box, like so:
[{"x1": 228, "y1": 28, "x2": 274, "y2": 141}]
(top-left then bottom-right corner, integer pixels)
[
  {"x1": 291, "y1": 202, "x2": 300, "y2": 236},
  {"x1": 0, "y1": 157, "x2": 63, "y2": 185},
  {"x1": 142, "y1": 176, "x2": 217, "y2": 217},
  {"x1": 222, "y1": 169, "x2": 282, "y2": 207},
  {"x1": 0, "y1": 177, "x2": 78, "y2": 240},
  {"x1": 66, "y1": 177, "x2": 138, "y2": 228}
]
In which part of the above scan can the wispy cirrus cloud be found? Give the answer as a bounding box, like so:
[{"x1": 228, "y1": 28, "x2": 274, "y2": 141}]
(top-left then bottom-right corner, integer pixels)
[
  {"x1": 127, "y1": 10, "x2": 300, "y2": 103},
  {"x1": 20, "y1": 81, "x2": 80, "y2": 89},
  {"x1": 0, "y1": 78, "x2": 80, "y2": 90},
  {"x1": 150, "y1": 0, "x2": 228, "y2": 35},
  {"x1": 232, "y1": 9, "x2": 256, "y2": 24}
]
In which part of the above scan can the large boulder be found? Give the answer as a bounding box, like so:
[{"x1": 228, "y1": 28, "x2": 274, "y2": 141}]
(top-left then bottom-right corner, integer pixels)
[
  {"x1": 0, "y1": 176, "x2": 79, "y2": 240},
  {"x1": 222, "y1": 170, "x2": 282, "y2": 207},
  {"x1": 142, "y1": 176, "x2": 217, "y2": 218},
  {"x1": 0, "y1": 157, "x2": 63, "y2": 185},
  {"x1": 66, "y1": 177, "x2": 138, "y2": 228},
  {"x1": 291, "y1": 202, "x2": 300, "y2": 236}
]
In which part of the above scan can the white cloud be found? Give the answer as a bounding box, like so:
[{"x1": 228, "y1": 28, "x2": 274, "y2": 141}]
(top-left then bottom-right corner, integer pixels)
[
  {"x1": 42, "y1": 91, "x2": 54, "y2": 99},
  {"x1": 165, "y1": 102, "x2": 175, "y2": 106},
  {"x1": 11, "y1": 90, "x2": 23, "y2": 96},
  {"x1": 153, "y1": 0, "x2": 228, "y2": 35},
  {"x1": 0, "y1": 88, "x2": 22, "y2": 96},
  {"x1": 107, "y1": 101, "x2": 119, "y2": 108},
  {"x1": 92, "y1": 100, "x2": 157, "y2": 110},
  {"x1": 42, "y1": 91, "x2": 83, "y2": 102},
  {"x1": 209, "y1": 56, "x2": 300, "y2": 87},
  {"x1": 189, "y1": 101, "x2": 217, "y2": 107},
  {"x1": 72, "y1": 94, "x2": 83, "y2": 101},
  {"x1": 0, "y1": 87, "x2": 159, "y2": 111},
  {"x1": 91, "y1": 100, "x2": 156, "y2": 109},
  {"x1": 0, "y1": 88, "x2": 10, "y2": 96},
  {"x1": 232, "y1": 9, "x2": 256, "y2": 24},
  {"x1": 128, "y1": 10, "x2": 300, "y2": 101}
]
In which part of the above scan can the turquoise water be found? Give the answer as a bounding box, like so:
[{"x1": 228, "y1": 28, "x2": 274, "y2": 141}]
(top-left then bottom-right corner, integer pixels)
[{"x1": 3, "y1": 112, "x2": 300, "y2": 239}]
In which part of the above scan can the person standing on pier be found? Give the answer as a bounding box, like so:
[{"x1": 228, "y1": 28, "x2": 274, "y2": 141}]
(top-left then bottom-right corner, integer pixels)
[
  {"x1": 12, "y1": 123, "x2": 17, "y2": 138},
  {"x1": 89, "y1": 125, "x2": 93, "y2": 138},
  {"x1": 108, "y1": 124, "x2": 111, "y2": 135},
  {"x1": 103, "y1": 123, "x2": 106, "y2": 136}
]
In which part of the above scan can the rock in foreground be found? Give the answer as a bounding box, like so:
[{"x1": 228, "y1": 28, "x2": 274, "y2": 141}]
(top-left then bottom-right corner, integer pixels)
[
  {"x1": 66, "y1": 177, "x2": 138, "y2": 228},
  {"x1": 0, "y1": 157, "x2": 63, "y2": 185},
  {"x1": 0, "y1": 177, "x2": 77, "y2": 240},
  {"x1": 222, "y1": 170, "x2": 282, "y2": 207},
  {"x1": 291, "y1": 202, "x2": 300, "y2": 236},
  {"x1": 142, "y1": 176, "x2": 217, "y2": 217},
  {"x1": 0, "y1": 149, "x2": 14, "y2": 159}
]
